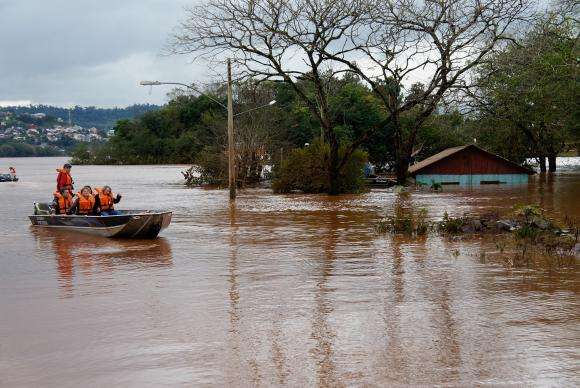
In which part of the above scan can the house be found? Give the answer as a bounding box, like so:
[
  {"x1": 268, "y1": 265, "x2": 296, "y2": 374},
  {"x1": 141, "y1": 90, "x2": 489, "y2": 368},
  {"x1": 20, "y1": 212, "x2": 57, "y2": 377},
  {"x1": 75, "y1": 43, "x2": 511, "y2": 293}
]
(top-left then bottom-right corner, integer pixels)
[{"x1": 409, "y1": 144, "x2": 534, "y2": 186}]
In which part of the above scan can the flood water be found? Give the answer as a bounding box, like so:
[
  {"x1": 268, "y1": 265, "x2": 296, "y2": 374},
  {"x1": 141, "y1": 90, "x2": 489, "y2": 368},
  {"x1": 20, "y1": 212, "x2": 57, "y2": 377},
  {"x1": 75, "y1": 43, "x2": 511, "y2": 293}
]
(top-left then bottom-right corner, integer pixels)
[{"x1": 0, "y1": 157, "x2": 579, "y2": 387}]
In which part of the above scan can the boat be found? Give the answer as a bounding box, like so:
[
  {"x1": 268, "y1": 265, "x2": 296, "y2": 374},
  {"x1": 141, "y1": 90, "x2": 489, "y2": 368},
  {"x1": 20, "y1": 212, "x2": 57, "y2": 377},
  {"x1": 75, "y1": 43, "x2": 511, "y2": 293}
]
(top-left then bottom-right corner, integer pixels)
[
  {"x1": 0, "y1": 174, "x2": 18, "y2": 182},
  {"x1": 29, "y1": 203, "x2": 172, "y2": 238}
]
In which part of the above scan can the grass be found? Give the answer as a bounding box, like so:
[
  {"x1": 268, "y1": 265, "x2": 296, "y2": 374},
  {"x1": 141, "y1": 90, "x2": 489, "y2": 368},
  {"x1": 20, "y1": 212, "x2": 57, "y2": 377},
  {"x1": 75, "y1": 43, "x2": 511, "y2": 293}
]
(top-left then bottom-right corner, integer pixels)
[
  {"x1": 438, "y1": 212, "x2": 465, "y2": 234},
  {"x1": 376, "y1": 206, "x2": 429, "y2": 236}
]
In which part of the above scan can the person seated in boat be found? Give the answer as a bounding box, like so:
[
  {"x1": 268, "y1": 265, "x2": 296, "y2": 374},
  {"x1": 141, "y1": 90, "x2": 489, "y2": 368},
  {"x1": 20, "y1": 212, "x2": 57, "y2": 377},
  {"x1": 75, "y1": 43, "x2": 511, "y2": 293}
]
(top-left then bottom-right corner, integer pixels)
[
  {"x1": 69, "y1": 186, "x2": 96, "y2": 215},
  {"x1": 56, "y1": 163, "x2": 74, "y2": 193},
  {"x1": 9, "y1": 167, "x2": 16, "y2": 179},
  {"x1": 51, "y1": 188, "x2": 73, "y2": 215},
  {"x1": 94, "y1": 186, "x2": 122, "y2": 216}
]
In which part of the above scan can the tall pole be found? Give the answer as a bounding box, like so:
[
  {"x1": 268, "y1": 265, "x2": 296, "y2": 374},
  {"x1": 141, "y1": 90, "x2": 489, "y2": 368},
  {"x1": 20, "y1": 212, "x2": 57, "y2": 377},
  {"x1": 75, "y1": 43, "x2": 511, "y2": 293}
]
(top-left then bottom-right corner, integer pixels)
[{"x1": 227, "y1": 59, "x2": 236, "y2": 200}]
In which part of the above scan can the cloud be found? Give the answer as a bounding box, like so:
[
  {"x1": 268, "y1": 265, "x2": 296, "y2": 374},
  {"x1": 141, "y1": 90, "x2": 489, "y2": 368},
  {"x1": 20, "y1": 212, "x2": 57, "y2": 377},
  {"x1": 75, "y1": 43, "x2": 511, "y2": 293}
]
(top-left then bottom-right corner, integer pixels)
[{"x1": 0, "y1": 0, "x2": 208, "y2": 107}]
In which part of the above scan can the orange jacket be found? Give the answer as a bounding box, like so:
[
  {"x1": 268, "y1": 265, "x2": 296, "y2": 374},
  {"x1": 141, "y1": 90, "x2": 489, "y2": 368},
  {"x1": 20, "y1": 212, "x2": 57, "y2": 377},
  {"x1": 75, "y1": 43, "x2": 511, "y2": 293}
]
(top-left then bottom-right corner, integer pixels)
[
  {"x1": 53, "y1": 191, "x2": 72, "y2": 214},
  {"x1": 94, "y1": 187, "x2": 115, "y2": 211},
  {"x1": 76, "y1": 193, "x2": 95, "y2": 215},
  {"x1": 56, "y1": 168, "x2": 74, "y2": 191}
]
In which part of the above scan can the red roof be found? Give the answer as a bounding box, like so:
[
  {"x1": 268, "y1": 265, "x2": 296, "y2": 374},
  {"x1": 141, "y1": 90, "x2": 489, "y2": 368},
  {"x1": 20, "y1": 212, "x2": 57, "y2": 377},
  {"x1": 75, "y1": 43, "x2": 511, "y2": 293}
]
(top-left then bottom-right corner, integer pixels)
[{"x1": 408, "y1": 144, "x2": 535, "y2": 176}]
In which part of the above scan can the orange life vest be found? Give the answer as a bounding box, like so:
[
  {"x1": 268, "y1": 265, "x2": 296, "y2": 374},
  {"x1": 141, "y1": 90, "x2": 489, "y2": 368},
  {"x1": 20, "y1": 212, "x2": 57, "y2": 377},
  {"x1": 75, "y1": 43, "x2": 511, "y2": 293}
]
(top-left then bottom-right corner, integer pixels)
[
  {"x1": 95, "y1": 187, "x2": 114, "y2": 211},
  {"x1": 53, "y1": 191, "x2": 72, "y2": 214},
  {"x1": 76, "y1": 193, "x2": 95, "y2": 215},
  {"x1": 56, "y1": 168, "x2": 73, "y2": 190}
]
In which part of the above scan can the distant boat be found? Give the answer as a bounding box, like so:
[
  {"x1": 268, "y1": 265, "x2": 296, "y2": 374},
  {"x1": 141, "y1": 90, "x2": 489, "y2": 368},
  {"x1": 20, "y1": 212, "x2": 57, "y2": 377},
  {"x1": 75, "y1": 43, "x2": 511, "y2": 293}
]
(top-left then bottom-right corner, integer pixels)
[
  {"x1": 0, "y1": 174, "x2": 18, "y2": 182},
  {"x1": 29, "y1": 203, "x2": 172, "y2": 238}
]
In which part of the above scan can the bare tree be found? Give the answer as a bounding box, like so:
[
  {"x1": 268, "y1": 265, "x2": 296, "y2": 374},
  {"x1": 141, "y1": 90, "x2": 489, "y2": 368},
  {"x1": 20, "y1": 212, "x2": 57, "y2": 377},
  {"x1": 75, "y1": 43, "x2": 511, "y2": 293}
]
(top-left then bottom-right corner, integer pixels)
[
  {"x1": 173, "y1": 0, "x2": 533, "y2": 187},
  {"x1": 172, "y1": 0, "x2": 378, "y2": 194},
  {"x1": 235, "y1": 81, "x2": 279, "y2": 185},
  {"x1": 318, "y1": 0, "x2": 534, "y2": 182}
]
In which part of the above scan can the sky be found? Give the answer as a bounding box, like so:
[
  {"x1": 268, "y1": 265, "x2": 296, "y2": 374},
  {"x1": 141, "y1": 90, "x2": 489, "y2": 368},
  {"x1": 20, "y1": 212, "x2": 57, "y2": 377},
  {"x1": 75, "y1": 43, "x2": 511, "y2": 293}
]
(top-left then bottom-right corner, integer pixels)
[
  {"x1": 1, "y1": 0, "x2": 545, "y2": 109},
  {"x1": 0, "y1": 0, "x2": 211, "y2": 107}
]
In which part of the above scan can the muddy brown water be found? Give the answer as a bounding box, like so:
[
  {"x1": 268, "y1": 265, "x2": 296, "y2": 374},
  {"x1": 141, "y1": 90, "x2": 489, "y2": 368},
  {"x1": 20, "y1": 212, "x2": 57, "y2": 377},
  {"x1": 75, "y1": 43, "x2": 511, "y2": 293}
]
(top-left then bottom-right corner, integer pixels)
[{"x1": 0, "y1": 157, "x2": 578, "y2": 387}]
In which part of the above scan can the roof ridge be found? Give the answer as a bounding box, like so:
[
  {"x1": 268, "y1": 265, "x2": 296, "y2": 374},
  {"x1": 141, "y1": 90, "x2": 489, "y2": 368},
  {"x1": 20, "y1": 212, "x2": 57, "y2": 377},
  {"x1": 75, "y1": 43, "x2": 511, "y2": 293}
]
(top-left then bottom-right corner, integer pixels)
[{"x1": 408, "y1": 144, "x2": 534, "y2": 175}]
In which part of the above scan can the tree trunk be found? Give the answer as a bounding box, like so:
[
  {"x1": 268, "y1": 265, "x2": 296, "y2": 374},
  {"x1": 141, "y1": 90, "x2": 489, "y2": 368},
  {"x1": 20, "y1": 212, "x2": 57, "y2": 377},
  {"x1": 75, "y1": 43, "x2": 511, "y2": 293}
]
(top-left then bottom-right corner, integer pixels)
[
  {"x1": 328, "y1": 140, "x2": 340, "y2": 195},
  {"x1": 395, "y1": 154, "x2": 409, "y2": 185},
  {"x1": 538, "y1": 156, "x2": 546, "y2": 172},
  {"x1": 390, "y1": 112, "x2": 408, "y2": 185},
  {"x1": 548, "y1": 155, "x2": 557, "y2": 172}
]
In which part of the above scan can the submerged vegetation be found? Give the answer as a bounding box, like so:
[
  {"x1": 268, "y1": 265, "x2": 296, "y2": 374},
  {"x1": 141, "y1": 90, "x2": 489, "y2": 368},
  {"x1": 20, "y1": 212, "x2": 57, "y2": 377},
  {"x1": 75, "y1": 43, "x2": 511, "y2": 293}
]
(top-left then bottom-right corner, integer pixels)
[
  {"x1": 377, "y1": 203, "x2": 579, "y2": 270},
  {"x1": 376, "y1": 206, "x2": 429, "y2": 236}
]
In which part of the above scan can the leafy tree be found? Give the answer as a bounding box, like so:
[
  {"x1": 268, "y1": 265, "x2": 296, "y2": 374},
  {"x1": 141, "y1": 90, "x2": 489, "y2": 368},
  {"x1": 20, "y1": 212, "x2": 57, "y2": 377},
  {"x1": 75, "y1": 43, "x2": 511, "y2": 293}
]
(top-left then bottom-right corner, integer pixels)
[
  {"x1": 469, "y1": 11, "x2": 579, "y2": 171},
  {"x1": 273, "y1": 138, "x2": 368, "y2": 194}
]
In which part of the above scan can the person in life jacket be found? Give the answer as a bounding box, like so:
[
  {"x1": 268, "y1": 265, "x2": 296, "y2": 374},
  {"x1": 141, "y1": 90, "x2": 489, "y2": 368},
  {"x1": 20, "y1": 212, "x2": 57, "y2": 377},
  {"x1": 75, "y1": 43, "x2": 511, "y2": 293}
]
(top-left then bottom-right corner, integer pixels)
[
  {"x1": 56, "y1": 163, "x2": 74, "y2": 193},
  {"x1": 8, "y1": 167, "x2": 16, "y2": 179},
  {"x1": 69, "y1": 186, "x2": 96, "y2": 215},
  {"x1": 52, "y1": 188, "x2": 73, "y2": 215},
  {"x1": 94, "y1": 186, "x2": 122, "y2": 216}
]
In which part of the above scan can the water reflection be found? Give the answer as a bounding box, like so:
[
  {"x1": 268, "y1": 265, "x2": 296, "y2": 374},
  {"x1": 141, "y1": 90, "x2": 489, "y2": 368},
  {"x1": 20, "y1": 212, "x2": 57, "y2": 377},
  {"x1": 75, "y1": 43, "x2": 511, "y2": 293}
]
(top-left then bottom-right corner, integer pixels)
[
  {"x1": 227, "y1": 202, "x2": 243, "y2": 385},
  {"x1": 381, "y1": 235, "x2": 408, "y2": 381},
  {"x1": 312, "y1": 210, "x2": 338, "y2": 387},
  {"x1": 31, "y1": 228, "x2": 172, "y2": 297}
]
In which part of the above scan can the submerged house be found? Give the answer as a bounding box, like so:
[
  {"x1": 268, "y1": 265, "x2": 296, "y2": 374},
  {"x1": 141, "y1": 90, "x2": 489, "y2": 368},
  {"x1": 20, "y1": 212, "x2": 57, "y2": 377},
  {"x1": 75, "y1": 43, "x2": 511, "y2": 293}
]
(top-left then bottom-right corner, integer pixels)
[{"x1": 409, "y1": 144, "x2": 534, "y2": 186}]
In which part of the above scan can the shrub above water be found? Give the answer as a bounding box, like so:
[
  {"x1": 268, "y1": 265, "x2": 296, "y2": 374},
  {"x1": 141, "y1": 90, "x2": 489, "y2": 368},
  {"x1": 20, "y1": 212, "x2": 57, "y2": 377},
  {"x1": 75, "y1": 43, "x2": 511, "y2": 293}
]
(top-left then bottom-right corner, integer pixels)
[{"x1": 272, "y1": 139, "x2": 367, "y2": 194}]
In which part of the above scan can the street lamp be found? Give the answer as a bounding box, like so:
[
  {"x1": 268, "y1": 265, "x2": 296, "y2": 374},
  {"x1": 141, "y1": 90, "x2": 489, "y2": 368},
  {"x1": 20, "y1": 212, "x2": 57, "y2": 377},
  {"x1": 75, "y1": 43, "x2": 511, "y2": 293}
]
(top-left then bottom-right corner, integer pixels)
[
  {"x1": 139, "y1": 80, "x2": 227, "y2": 109},
  {"x1": 139, "y1": 67, "x2": 276, "y2": 200},
  {"x1": 139, "y1": 80, "x2": 275, "y2": 116}
]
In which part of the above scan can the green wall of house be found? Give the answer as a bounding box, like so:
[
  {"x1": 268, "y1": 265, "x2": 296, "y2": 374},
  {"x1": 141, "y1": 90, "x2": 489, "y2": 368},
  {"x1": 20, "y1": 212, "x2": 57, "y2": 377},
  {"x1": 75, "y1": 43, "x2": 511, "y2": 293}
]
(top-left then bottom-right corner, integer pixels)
[{"x1": 416, "y1": 174, "x2": 529, "y2": 186}]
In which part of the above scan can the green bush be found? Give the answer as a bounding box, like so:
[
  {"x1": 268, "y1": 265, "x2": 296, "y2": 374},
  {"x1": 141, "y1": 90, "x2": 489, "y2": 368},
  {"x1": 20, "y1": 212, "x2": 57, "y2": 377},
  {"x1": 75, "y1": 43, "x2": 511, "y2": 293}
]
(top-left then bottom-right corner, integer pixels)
[
  {"x1": 272, "y1": 139, "x2": 367, "y2": 194},
  {"x1": 183, "y1": 145, "x2": 228, "y2": 186},
  {"x1": 438, "y1": 212, "x2": 465, "y2": 234},
  {"x1": 376, "y1": 206, "x2": 429, "y2": 235},
  {"x1": 70, "y1": 143, "x2": 91, "y2": 164}
]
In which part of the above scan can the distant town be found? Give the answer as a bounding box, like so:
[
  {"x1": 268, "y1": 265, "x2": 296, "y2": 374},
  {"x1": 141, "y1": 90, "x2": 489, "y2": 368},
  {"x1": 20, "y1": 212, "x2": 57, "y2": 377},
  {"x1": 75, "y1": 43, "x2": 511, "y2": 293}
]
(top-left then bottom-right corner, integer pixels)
[
  {"x1": 0, "y1": 111, "x2": 111, "y2": 144},
  {"x1": 0, "y1": 104, "x2": 159, "y2": 157}
]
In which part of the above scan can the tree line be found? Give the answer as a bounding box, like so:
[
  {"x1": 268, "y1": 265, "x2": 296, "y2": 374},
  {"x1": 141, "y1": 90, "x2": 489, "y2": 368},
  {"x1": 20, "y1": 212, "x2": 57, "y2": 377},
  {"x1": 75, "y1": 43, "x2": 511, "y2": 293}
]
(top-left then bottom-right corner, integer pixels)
[
  {"x1": 74, "y1": 0, "x2": 578, "y2": 194},
  {"x1": 3, "y1": 104, "x2": 160, "y2": 130},
  {"x1": 0, "y1": 140, "x2": 62, "y2": 157}
]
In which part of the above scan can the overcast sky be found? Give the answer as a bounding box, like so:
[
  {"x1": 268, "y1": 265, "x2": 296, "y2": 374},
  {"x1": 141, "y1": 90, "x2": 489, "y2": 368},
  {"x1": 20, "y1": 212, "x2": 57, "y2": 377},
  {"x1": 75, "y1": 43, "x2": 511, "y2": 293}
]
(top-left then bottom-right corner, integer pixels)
[{"x1": 0, "y1": 0, "x2": 211, "y2": 107}]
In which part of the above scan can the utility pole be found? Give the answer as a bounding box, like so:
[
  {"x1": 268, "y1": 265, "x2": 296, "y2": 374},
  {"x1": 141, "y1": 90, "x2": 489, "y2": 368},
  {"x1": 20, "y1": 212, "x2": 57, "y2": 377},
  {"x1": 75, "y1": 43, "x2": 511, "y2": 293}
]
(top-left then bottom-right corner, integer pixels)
[
  {"x1": 227, "y1": 59, "x2": 236, "y2": 200},
  {"x1": 140, "y1": 72, "x2": 275, "y2": 202}
]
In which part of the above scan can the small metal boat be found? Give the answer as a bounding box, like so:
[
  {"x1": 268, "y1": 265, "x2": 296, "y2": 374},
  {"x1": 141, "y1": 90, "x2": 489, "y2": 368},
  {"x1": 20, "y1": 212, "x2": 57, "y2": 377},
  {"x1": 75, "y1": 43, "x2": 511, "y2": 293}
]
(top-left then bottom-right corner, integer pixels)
[
  {"x1": 0, "y1": 174, "x2": 18, "y2": 182},
  {"x1": 29, "y1": 203, "x2": 172, "y2": 238}
]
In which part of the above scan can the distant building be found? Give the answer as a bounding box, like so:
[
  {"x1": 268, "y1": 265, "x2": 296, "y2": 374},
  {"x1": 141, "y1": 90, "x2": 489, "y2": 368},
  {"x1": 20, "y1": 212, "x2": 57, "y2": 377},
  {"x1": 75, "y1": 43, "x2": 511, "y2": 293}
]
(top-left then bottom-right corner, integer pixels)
[
  {"x1": 73, "y1": 133, "x2": 87, "y2": 142},
  {"x1": 408, "y1": 144, "x2": 535, "y2": 186}
]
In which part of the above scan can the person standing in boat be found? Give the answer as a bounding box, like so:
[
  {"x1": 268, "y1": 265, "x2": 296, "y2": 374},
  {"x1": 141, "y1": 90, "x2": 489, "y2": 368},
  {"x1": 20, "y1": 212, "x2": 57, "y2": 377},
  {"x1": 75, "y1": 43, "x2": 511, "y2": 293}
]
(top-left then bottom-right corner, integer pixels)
[
  {"x1": 52, "y1": 188, "x2": 73, "y2": 215},
  {"x1": 69, "y1": 186, "x2": 96, "y2": 215},
  {"x1": 94, "y1": 186, "x2": 122, "y2": 216},
  {"x1": 56, "y1": 163, "x2": 74, "y2": 193},
  {"x1": 9, "y1": 167, "x2": 16, "y2": 180}
]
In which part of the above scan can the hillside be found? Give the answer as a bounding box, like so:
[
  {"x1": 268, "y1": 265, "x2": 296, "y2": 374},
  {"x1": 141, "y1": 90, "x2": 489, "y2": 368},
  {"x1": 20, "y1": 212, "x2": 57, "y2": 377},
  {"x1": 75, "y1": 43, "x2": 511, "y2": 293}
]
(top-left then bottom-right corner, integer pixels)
[{"x1": 0, "y1": 104, "x2": 161, "y2": 130}]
